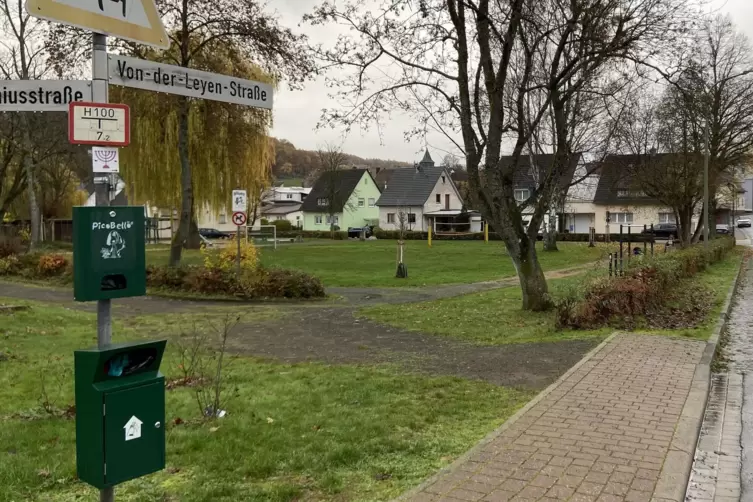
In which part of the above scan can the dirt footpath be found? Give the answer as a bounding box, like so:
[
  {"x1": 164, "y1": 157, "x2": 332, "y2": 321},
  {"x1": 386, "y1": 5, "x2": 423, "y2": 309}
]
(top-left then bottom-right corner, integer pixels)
[{"x1": 0, "y1": 280, "x2": 599, "y2": 390}]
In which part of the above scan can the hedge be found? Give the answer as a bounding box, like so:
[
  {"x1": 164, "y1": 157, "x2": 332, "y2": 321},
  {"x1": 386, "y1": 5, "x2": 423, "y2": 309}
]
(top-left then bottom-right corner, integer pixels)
[
  {"x1": 556, "y1": 236, "x2": 736, "y2": 329},
  {"x1": 273, "y1": 229, "x2": 654, "y2": 242}
]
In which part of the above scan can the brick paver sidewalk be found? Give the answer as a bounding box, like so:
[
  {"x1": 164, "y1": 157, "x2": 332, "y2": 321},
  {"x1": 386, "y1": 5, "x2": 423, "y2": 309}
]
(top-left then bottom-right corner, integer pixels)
[{"x1": 403, "y1": 334, "x2": 705, "y2": 502}]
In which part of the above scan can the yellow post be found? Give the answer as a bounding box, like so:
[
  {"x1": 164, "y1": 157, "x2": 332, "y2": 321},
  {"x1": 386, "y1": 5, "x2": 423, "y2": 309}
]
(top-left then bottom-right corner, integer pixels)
[
  {"x1": 428, "y1": 225, "x2": 432, "y2": 248},
  {"x1": 484, "y1": 223, "x2": 489, "y2": 243}
]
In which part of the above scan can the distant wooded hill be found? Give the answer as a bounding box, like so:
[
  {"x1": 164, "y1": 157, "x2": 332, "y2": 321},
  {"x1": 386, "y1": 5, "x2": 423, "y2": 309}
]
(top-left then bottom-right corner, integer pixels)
[{"x1": 273, "y1": 138, "x2": 410, "y2": 184}]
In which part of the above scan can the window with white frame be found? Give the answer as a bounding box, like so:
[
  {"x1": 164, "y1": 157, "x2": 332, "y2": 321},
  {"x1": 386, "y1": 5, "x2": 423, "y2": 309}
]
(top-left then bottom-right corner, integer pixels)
[
  {"x1": 358, "y1": 198, "x2": 365, "y2": 207},
  {"x1": 387, "y1": 213, "x2": 395, "y2": 223},
  {"x1": 435, "y1": 194, "x2": 441, "y2": 203},
  {"x1": 659, "y1": 212, "x2": 676, "y2": 224},
  {"x1": 514, "y1": 189, "x2": 530, "y2": 202},
  {"x1": 613, "y1": 212, "x2": 634, "y2": 224},
  {"x1": 326, "y1": 215, "x2": 339, "y2": 225},
  {"x1": 317, "y1": 198, "x2": 328, "y2": 207},
  {"x1": 368, "y1": 198, "x2": 376, "y2": 207},
  {"x1": 617, "y1": 189, "x2": 630, "y2": 198},
  {"x1": 315, "y1": 215, "x2": 323, "y2": 225},
  {"x1": 408, "y1": 213, "x2": 416, "y2": 223},
  {"x1": 219, "y1": 214, "x2": 227, "y2": 224},
  {"x1": 286, "y1": 193, "x2": 293, "y2": 199}
]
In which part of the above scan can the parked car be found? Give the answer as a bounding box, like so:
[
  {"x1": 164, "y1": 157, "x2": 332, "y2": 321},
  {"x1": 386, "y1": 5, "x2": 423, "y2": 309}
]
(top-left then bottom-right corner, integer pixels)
[
  {"x1": 738, "y1": 218, "x2": 751, "y2": 228},
  {"x1": 642, "y1": 223, "x2": 677, "y2": 239},
  {"x1": 716, "y1": 224, "x2": 730, "y2": 235},
  {"x1": 199, "y1": 228, "x2": 230, "y2": 239},
  {"x1": 347, "y1": 226, "x2": 374, "y2": 239}
]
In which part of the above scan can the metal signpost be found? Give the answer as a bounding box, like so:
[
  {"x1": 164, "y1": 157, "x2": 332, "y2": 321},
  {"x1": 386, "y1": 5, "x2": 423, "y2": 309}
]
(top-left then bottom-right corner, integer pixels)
[
  {"x1": 232, "y1": 190, "x2": 248, "y2": 273},
  {"x1": 22, "y1": 0, "x2": 274, "y2": 497}
]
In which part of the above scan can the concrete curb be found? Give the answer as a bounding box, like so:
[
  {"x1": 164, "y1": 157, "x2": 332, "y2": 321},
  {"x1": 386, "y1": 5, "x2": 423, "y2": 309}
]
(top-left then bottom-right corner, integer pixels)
[
  {"x1": 653, "y1": 254, "x2": 746, "y2": 502},
  {"x1": 390, "y1": 332, "x2": 618, "y2": 502}
]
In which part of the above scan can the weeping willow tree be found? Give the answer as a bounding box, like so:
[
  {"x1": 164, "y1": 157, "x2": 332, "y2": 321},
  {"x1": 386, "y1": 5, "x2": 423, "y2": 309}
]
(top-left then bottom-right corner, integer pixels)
[{"x1": 111, "y1": 40, "x2": 274, "y2": 252}]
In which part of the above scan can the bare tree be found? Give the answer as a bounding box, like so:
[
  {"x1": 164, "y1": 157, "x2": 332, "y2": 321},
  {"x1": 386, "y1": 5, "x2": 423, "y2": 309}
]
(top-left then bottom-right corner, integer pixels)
[
  {"x1": 316, "y1": 143, "x2": 355, "y2": 238},
  {"x1": 0, "y1": 0, "x2": 51, "y2": 248},
  {"x1": 645, "y1": 15, "x2": 753, "y2": 239},
  {"x1": 395, "y1": 204, "x2": 409, "y2": 278},
  {"x1": 306, "y1": 0, "x2": 691, "y2": 310},
  {"x1": 614, "y1": 89, "x2": 704, "y2": 246}
]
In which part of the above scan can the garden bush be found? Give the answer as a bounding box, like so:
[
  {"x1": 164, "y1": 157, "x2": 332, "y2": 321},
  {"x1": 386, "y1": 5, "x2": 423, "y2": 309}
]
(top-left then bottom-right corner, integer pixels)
[
  {"x1": 147, "y1": 265, "x2": 325, "y2": 300},
  {"x1": 556, "y1": 237, "x2": 735, "y2": 329},
  {"x1": 271, "y1": 219, "x2": 293, "y2": 231},
  {"x1": 37, "y1": 254, "x2": 68, "y2": 277}
]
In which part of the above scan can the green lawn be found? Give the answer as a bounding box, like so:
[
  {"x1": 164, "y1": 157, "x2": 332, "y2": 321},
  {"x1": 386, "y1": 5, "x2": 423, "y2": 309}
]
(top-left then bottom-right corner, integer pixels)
[
  {"x1": 147, "y1": 240, "x2": 611, "y2": 288},
  {"x1": 360, "y1": 274, "x2": 611, "y2": 345},
  {"x1": 360, "y1": 249, "x2": 744, "y2": 345},
  {"x1": 0, "y1": 302, "x2": 533, "y2": 502}
]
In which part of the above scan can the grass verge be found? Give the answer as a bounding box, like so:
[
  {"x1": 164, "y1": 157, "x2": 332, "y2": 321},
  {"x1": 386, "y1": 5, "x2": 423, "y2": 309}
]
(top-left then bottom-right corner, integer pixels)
[
  {"x1": 359, "y1": 275, "x2": 611, "y2": 345},
  {"x1": 0, "y1": 301, "x2": 533, "y2": 502},
  {"x1": 360, "y1": 248, "x2": 743, "y2": 345},
  {"x1": 147, "y1": 240, "x2": 611, "y2": 288}
]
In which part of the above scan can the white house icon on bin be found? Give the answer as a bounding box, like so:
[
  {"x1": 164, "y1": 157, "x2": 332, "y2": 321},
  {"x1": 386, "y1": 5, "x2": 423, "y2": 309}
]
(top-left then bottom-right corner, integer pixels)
[{"x1": 124, "y1": 416, "x2": 143, "y2": 441}]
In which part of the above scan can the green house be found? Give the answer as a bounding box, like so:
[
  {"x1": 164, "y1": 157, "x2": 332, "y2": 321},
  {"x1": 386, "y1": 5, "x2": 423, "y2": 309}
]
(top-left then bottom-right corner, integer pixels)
[{"x1": 301, "y1": 169, "x2": 381, "y2": 231}]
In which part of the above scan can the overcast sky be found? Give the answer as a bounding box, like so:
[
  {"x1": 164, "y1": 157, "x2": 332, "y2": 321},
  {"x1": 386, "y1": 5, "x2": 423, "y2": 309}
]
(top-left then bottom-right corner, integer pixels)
[{"x1": 268, "y1": 0, "x2": 752, "y2": 163}]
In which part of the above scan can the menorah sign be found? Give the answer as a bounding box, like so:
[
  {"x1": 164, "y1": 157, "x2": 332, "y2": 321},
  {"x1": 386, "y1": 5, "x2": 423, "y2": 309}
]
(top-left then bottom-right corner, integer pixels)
[{"x1": 93, "y1": 146, "x2": 120, "y2": 173}]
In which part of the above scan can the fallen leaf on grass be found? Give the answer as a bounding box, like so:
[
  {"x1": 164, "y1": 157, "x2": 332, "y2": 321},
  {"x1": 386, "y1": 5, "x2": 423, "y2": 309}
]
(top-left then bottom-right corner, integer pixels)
[
  {"x1": 209, "y1": 426, "x2": 220, "y2": 433},
  {"x1": 37, "y1": 469, "x2": 51, "y2": 478},
  {"x1": 172, "y1": 417, "x2": 184, "y2": 426},
  {"x1": 266, "y1": 417, "x2": 275, "y2": 424}
]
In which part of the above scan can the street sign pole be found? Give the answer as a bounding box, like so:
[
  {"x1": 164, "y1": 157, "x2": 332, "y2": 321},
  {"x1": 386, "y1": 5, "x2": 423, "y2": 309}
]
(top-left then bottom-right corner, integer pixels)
[
  {"x1": 92, "y1": 31, "x2": 114, "y2": 502},
  {"x1": 236, "y1": 225, "x2": 241, "y2": 274}
]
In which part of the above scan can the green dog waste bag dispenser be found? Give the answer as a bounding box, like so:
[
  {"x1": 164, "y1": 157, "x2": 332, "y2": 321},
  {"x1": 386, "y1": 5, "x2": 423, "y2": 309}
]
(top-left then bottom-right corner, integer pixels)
[
  {"x1": 75, "y1": 340, "x2": 167, "y2": 489},
  {"x1": 73, "y1": 206, "x2": 146, "y2": 302}
]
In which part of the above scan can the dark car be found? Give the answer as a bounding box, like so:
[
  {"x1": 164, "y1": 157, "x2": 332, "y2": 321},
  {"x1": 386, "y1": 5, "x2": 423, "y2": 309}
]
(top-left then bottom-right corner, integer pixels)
[
  {"x1": 347, "y1": 226, "x2": 374, "y2": 239},
  {"x1": 642, "y1": 223, "x2": 677, "y2": 239},
  {"x1": 199, "y1": 228, "x2": 230, "y2": 239}
]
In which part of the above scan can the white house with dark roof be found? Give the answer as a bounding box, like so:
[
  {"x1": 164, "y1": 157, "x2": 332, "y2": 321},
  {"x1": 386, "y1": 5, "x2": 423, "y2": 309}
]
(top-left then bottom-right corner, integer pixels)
[{"x1": 376, "y1": 151, "x2": 468, "y2": 232}]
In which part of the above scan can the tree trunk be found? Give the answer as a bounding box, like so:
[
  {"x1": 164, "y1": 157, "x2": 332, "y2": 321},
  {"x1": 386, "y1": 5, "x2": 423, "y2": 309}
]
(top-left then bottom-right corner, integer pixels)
[
  {"x1": 25, "y1": 156, "x2": 40, "y2": 250},
  {"x1": 543, "y1": 210, "x2": 558, "y2": 251},
  {"x1": 507, "y1": 235, "x2": 551, "y2": 311},
  {"x1": 187, "y1": 208, "x2": 201, "y2": 248},
  {"x1": 169, "y1": 96, "x2": 192, "y2": 267},
  {"x1": 677, "y1": 206, "x2": 693, "y2": 247}
]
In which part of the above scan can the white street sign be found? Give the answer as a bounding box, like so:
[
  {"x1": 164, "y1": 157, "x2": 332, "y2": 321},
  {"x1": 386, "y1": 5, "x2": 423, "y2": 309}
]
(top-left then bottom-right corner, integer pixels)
[
  {"x1": 26, "y1": 0, "x2": 168, "y2": 49},
  {"x1": 0, "y1": 80, "x2": 90, "y2": 112},
  {"x1": 92, "y1": 147, "x2": 120, "y2": 173},
  {"x1": 124, "y1": 415, "x2": 142, "y2": 441},
  {"x1": 232, "y1": 190, "x2": 248, "y2": 212},
  {"x1": 69, "y1": 102, "x2": 130, "y2": 146},
  {"x1": 109, "y1": 55, "x2": 274, "y2": 110}
]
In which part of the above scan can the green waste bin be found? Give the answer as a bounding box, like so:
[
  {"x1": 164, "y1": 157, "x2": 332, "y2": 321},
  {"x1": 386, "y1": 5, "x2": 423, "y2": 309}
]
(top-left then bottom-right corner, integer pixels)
[
  {"x1": 74, "y1": 340, "x2": 167, "y2": 489},
  {"x1": 73, "y1": 206, "x2": 146, "y2": 302}
]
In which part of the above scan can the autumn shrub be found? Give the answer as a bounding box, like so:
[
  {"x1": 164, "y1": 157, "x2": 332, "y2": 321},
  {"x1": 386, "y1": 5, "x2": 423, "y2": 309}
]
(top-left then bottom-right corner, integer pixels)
[
  {"x1": 201, "y1": 239, "x2": 259, "y2": 272},
  {"x1": 37, "y1": 254, "x2": 69, "y2": 277},
  {"x1": 557, "y1": 237, "x2": 735, "y2": 329},
  {"x1": 0, "y1": 255, "x2": 20, "y2": 275}
]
